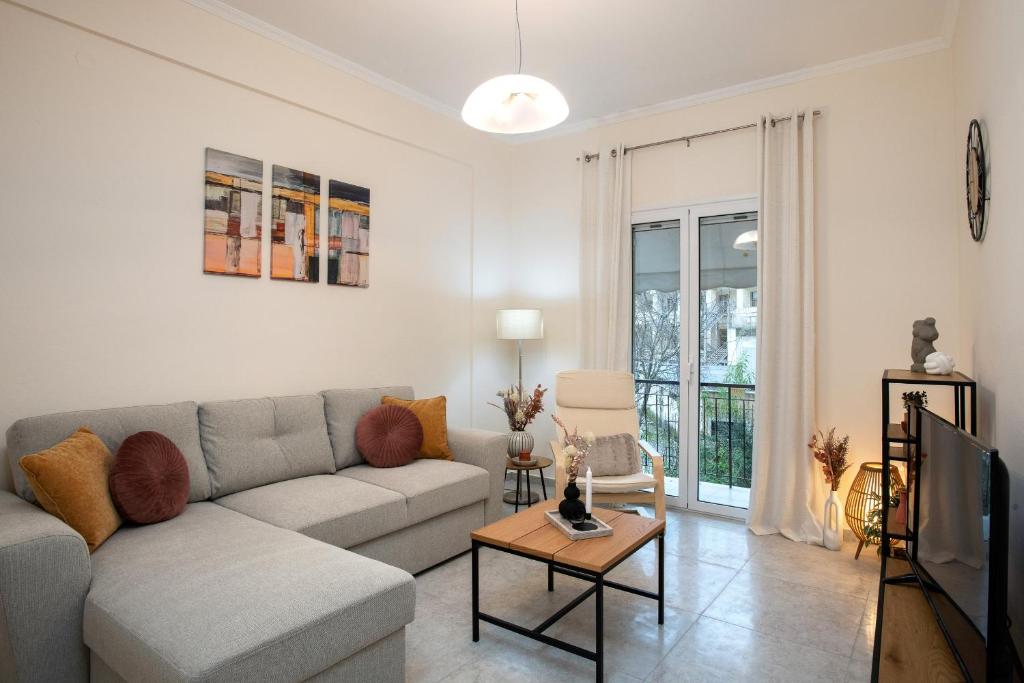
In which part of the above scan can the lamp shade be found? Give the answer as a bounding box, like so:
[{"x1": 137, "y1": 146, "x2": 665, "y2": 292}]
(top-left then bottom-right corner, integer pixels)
[
  {"x1": 496, "y1": 309, "x2": 543, "y2": 340},
  {"x1": 462, "y1": 74, "x2": 569, "y2": 135},
  {"x1": 845, "y1": 462, "x2": 905, "y2": 556},
  {"x1": 732, "y1": 230, "x2": 758, "y2": 251}
]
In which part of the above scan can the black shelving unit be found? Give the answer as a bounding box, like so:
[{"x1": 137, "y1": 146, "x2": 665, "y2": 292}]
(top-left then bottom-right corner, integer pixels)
[
  {"x1": 879, "y1": 369, "x2": 976, "y2": 561},
  {"x1": 872, "y1": 370, "x2": 979, "y2": 682}
]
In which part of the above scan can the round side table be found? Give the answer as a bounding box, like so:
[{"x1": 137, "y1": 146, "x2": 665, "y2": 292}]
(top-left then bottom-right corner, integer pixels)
[{"x1": 502, "y1": 456, "x2": 552, "y2": 512}]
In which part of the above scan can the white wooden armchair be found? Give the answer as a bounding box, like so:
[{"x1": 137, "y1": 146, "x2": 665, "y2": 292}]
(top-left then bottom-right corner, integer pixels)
[{"x1": 549, "y1": 370, "x2": 667, "y2": 520}]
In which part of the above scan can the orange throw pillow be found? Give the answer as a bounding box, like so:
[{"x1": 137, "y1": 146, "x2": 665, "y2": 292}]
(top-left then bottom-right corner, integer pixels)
[
  {"x1": 19, "y1": 427, "x2": 121, "y2": 552},
  {"x1": 381, "y1": 395, "x2": 453, "y2": 460}
]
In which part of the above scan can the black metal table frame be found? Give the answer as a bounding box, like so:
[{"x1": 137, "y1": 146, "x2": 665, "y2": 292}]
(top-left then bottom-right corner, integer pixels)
[
  {"x1": 471, "y1": 532, "x2": 665, "y2": 682},
  {"x1": 505, "y1": 462, "x2": 549, "y2": 512}
]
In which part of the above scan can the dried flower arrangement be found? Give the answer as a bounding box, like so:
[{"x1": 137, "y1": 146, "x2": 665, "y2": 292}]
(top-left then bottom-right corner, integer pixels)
[
  {"x1": 552, "y1": 414, "x2": 595, "y2": 484},
  {"x1": 809, "y1": 427, "x2": 851, "y2": 492},
  {"x1": 490, "y1": 384, "x2": 547, "y2": 431}
]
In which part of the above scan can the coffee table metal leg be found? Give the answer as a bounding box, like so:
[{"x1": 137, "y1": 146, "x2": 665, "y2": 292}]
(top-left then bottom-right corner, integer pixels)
[
  {"x1": 540, "y1": 467, "x2": 548, "y2": 500},
  {"x1": 526, "y1": 470, "x2": 532, "y2": 507},
  {"x1": 515, "y1": 470, "x2": 522, "y2": 512},
  {"x1": 547, "y1": 562, "x2": 554, "y2": 592},
  {"x1": 596, "y1": 573, "x2": 604, "y2": 682},
  {"x1": 472, "y1": 540, "x2": 480, "y2": 642},
  {"x1": 658, "y1": 532, "x2": 665, "y2": 625}
]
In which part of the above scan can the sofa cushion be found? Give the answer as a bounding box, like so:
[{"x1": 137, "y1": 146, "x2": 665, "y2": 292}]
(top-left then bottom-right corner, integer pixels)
[
  {"x1": 199, "y1": 394, "x2": 335, "y2": 497},
  {"x1": 321, "y1": 386, "x2": 414, "y2": 469},
  {"x1": 356, "y1": 404, "x2": 422, "y2": 468},
  {"x1": 110, "y1": 431, "x2": 190, "y2": 524},
  {"x1": 84, "y1": 502, "x2": 415, "y2": 683},
  {"x1": 18, "y1": 427, "x2": 121, "y2": 552},
  {"x1": 381, "y1": 395, "x2": 453, "y2": 460},
  {"x1": 214, "y1": 475, "x2": 409, "y2": 548},
  {"x1": 337, "y1": 459, "x2": 488, "y2": 524},
  {"x1": 6, "y1": 401, "x2": 210, "y2": 504}
]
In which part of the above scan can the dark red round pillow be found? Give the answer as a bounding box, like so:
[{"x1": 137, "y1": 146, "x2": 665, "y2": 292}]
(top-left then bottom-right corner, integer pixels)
[
  {"x1": 110, "y1": 431, "x2": 190, "y2": 524},
  {"x1": 356, "y1": 405, "x2": 423, "y2": 468}
]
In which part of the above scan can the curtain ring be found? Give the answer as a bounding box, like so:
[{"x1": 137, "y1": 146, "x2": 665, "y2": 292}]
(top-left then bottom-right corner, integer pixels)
[{"x1": 610, "y1": 148, "x2": 618, "y2": 158}]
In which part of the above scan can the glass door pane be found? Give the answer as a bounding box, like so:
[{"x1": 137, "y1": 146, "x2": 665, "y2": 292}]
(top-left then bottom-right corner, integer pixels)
[
  {"x1": 696, "y1": 211, "x2": 757, "y2": 510},
  {"x1": 632, "y1": 219, "x2": 681, "y2": 500}
]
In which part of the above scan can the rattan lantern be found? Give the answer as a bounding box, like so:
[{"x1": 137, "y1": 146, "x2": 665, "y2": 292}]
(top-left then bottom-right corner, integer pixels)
[{"x1": 845, "y1": 462, "x2": 904, "y2": 559}]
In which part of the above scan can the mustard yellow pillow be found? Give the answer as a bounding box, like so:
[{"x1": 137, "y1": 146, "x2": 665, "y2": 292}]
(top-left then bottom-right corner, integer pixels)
[
  {"x1": 381, "y1": 395, "x2": 453, "y2": 461},
  {"x1": 19, "y1": 427, "x2": 121, "y2": 552}
]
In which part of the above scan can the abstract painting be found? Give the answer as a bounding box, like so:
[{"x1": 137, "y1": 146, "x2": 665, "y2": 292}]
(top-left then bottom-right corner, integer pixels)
[
  {"x1": 327, "y1": 180, "x2": 370, "y2": 287},
  {"x1": 271, "y1": 165, "x2": 320, "y2": 282},
  {"x1": 204, "y1": 148, "x2": 262, "y2": 277}
]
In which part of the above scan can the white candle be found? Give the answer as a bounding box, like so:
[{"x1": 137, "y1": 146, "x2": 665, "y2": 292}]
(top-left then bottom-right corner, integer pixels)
[{"x1": 585, "y1": 467, "x2": 592, "y2": 514}]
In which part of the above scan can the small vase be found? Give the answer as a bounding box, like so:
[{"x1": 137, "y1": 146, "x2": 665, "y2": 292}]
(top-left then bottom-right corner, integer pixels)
[
  {"x1": 506, "y1": 430, "x2": 534, "y2": 460},
  {"x1": 823, "y1": 489, "x2": 844, "y2": 551},
  {"x1": 895, "y1": 490, "x2": 908, "y2": 526},
  {"x1": 558, "y1": 482, "x2": 586, "y2": 522}
]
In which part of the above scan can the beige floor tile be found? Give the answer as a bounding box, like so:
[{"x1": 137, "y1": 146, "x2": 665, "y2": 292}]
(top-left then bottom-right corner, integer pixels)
[
  {"x1": 605, "y1": 542, "x2": 739, "y2": 614},
  {"x1": 646, "y1": 617, "x2": 850, "y2": 683},
  {"x1": 443, "y1": 649, "x2": 644, "y2": 683},
  {"x1": 704, "y1": 571, "x2": 867, "y2": 656},
  {"x1": 662, "y1": 513, "x2": 768, "y2": 569},
  {"x1": 745, "y1": 534, "x2": 880, "y2": 598},
  {"x1": 538, "y1": 593, "x2": 699, "y2": 681},
  {"x1": 845, "y1": 652, "x2": 873, "y2": 683}
]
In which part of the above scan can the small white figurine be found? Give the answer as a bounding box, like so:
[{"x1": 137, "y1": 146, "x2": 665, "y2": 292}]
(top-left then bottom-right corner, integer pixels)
[{"x1": 923, "y1": 351, "x2": 955, "y2": 375}]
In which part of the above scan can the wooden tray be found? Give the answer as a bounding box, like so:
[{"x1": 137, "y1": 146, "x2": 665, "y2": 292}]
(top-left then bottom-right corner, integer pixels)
[{"x1": 545, "y1": 510, "x2": 614, "y2": 540}]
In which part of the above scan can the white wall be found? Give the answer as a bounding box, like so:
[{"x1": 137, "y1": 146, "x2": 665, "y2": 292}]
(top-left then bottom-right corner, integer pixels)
[
  {"x1": 0, "y1": 0, "x2": 518, "y2": 492},
  {"x1": 508, "y1": 50, "x2": 962, "y2": 504},
  {"x1": 950, "y1": 0, "x2": 1024, "y2": 649}
]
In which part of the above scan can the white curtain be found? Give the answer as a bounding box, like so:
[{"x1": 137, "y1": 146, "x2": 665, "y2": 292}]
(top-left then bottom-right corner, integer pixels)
[
  {"x1": 578, "y1": 145, "x2": 632, "y2": 371},
  {"x1": 747, "y1": 109, "x2": 823, "y2": 543}
]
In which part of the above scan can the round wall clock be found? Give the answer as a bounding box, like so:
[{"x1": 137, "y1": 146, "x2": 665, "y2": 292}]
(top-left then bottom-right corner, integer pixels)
[{"x1": 965, "y1": 119, "x2": 987, "y2": 242}]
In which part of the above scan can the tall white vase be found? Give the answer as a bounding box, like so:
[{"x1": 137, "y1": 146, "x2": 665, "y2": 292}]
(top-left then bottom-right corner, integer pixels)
[{"x1": 823, "y1": 490, "x2": 844, "y2": 551}]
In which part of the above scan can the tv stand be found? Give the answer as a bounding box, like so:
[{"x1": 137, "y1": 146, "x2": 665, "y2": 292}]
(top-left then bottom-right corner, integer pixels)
[{"x1": 875, "y1": 555, "x2": 964, "y2": 681}]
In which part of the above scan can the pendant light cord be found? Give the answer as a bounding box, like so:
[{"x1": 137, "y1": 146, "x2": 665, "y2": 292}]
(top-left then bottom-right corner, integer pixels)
[{"x1": 514, "y1": 0, "x2": 522, "y2": 74}]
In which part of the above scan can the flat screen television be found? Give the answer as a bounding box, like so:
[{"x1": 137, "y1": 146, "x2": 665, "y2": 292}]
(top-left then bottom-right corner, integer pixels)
[{"x1": 912, "y1": 407, "x2": 1020, "y2": 681}]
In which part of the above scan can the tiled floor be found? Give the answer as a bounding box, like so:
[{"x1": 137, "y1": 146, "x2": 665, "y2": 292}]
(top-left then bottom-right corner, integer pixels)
[{"x1": 409, "y1": 503, "x2": 879, "y2": 682}]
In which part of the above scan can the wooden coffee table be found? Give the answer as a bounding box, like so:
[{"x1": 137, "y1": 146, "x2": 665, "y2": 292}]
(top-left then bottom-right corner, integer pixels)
[{"x1": 470, "y1": 499, "x2": 666, "y2": 681}]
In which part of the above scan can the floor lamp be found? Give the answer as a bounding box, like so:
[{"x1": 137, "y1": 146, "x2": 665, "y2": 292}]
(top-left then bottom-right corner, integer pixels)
[
  {"x1": 497, "y1": 309, "x2": 544, "y2": 506},
  {"x1": 496, "y1": 309, "x2": 544, "y2": 391}
]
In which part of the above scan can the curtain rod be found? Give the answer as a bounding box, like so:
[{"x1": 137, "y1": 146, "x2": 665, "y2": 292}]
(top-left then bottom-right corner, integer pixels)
[{"x1": 577, "y1": 110, "x2": 822, "y2": 162}]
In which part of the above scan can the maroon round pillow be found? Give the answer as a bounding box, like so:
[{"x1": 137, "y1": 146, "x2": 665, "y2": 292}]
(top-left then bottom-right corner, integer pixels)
[
  {"x1": 356, "y1": 405, "x2": 423, "y2": 468},
  {"x1": 110, "y1": 431, "x2": 190, "y2": 524}
]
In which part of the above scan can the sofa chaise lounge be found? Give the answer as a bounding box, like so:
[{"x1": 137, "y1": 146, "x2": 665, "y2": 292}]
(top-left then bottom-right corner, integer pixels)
[{"x1": 0, "y1": 386, "x2": 506, "y2": 682}]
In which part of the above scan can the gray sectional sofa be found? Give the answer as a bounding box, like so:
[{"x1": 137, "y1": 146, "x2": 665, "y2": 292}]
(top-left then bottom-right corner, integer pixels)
[{"x1": 0, "y1": 386, "x2": 507, "y2": 683}]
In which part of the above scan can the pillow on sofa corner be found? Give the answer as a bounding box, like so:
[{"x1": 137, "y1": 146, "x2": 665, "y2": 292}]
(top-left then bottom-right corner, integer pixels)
[
  {"x1": 18, "y1": 426, "x2": 121, "y2": 552},
  {"x1": 355, "y1": 404, "x2": 423, "y2": 468},
  {"x1": 110, "y1": 431, "x2": 190, "y2": 524},
  {"x1": 381, "y1": 395, "x2": 453, "y2": 460}
]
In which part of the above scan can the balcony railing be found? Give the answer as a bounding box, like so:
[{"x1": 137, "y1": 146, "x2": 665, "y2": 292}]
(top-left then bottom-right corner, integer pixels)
[{"x1": 635, "y1": 379, "x2": 755, "y2": 490}]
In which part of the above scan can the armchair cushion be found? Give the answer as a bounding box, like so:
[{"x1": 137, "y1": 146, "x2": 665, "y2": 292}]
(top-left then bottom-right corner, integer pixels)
[
  {"x1": 587, "y1": 433, "x2": 641, "y2": 477},
  {"x1": 591, "y1": 471, "x2": 657, "y2": 493}
]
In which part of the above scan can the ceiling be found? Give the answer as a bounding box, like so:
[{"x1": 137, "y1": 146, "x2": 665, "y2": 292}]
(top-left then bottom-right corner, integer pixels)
[{"x1": 201, "y1": 0, "x2": 955, "y2": 135}]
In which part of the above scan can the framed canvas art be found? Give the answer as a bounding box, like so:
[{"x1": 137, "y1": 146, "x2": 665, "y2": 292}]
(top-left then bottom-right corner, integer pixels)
[
  {"x1": 204, "y1": 148, "x2": 262, "y2": 277},
  {"x1": 327, "y1": 180, "x2": 370, "y2": 287},
  {"x1": 271, "y1": 165, "x2": 320, "y2": 282}
]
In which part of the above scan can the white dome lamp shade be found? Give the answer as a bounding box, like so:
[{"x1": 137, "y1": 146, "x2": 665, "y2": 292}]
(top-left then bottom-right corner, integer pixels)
[
  {"x1": 462, "y1": 74, "x2": 568, "y2": 134},
  {"x1": 732, "y1": 230, "x2": 758, "y2": 251},
  {"x1": 462, "y1": 1, "x2": 568, "y2": 135}
]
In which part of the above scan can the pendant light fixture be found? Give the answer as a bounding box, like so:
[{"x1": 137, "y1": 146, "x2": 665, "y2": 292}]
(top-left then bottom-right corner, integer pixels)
[{"x1": 462, "y1": 1, "x2": 569, "y2": 134}]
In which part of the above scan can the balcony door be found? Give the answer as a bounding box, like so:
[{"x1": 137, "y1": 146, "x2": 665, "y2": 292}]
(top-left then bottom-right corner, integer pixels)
[{"x1": 632, "y1": 198, "x2": 757, "y2": 518}]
